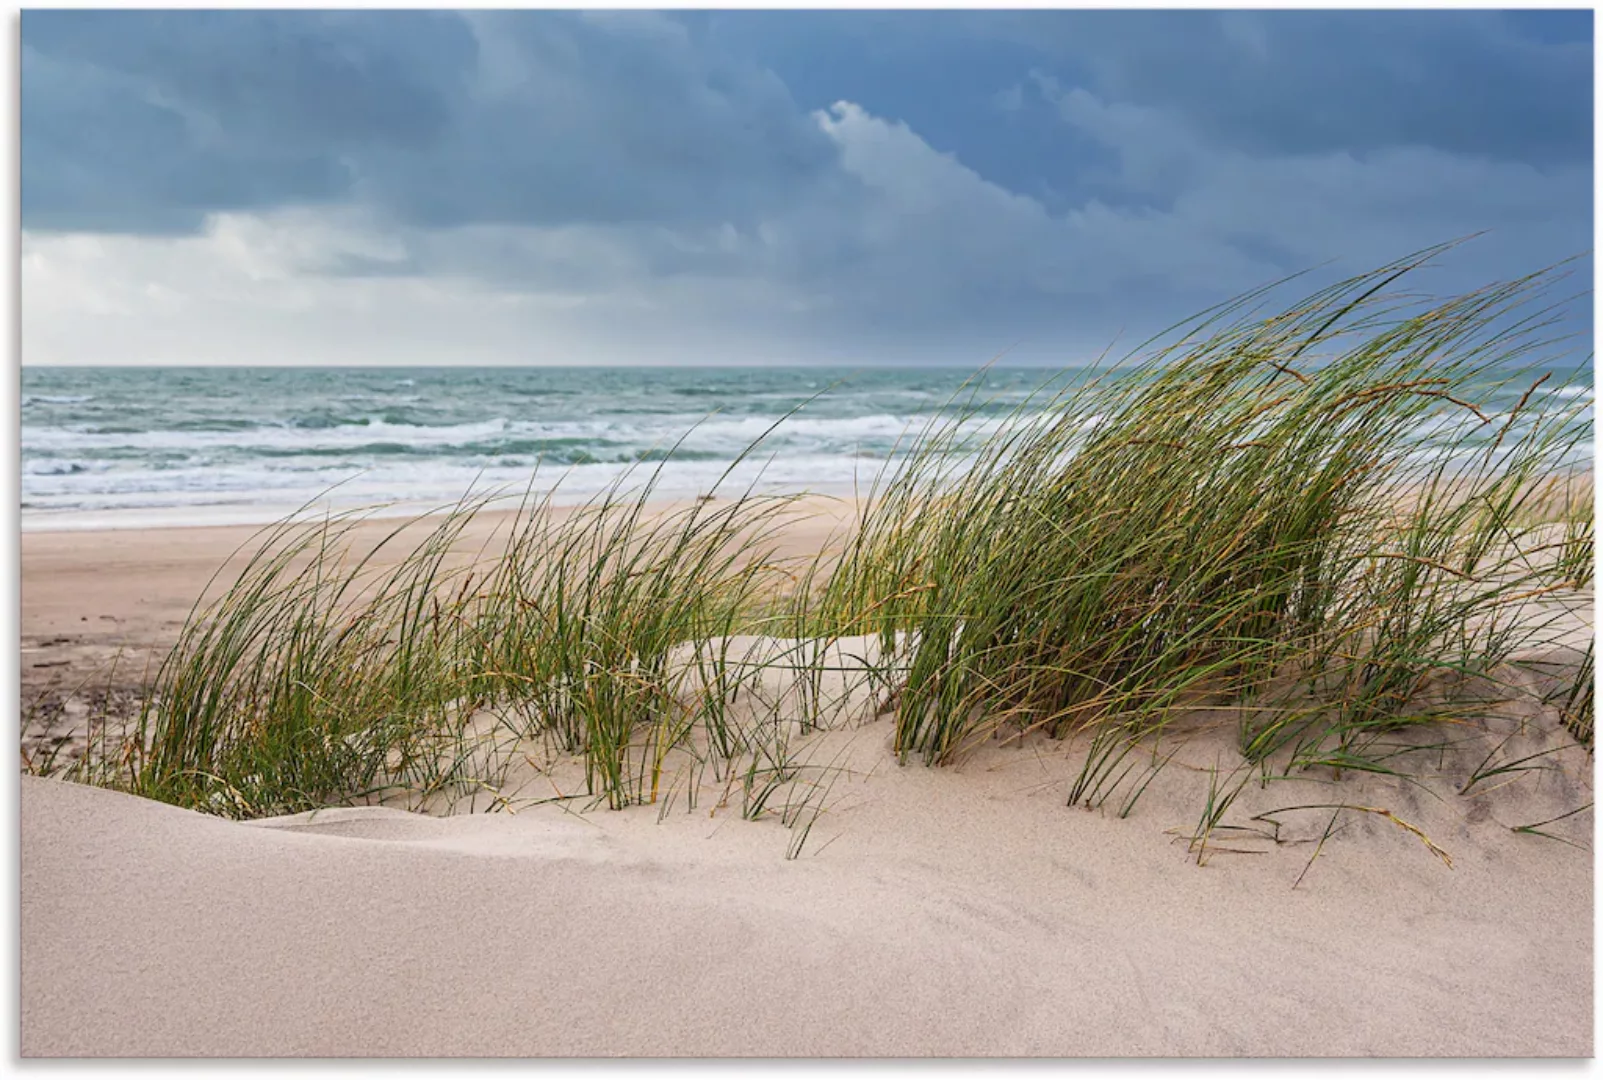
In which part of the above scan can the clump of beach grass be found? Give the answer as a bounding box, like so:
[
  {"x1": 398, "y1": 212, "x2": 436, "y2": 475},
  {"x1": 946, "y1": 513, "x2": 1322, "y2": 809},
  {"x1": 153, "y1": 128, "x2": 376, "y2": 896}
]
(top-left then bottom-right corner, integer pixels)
[
  {"x1": 31, "y1": 246, "x2": 1593, "y2": 857},
  {"x1": 55, "y1": 433, "x2": 872, "y2": 824},
  {"x1": 822, "y1": 246, "x2": 1590, "y2": 814}
]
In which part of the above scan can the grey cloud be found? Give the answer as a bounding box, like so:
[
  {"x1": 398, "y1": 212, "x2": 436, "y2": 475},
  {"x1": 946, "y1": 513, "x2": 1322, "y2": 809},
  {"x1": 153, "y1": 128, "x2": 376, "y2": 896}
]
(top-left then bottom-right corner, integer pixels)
[
  {"x1": 22, "y1": 10, "x2": 846, "y2": 236},
  {"x1": 22, "y1": 42, "x2": 355, "y2": 234},
  {"x1": 364, "y1": 11, "x2": 844, "y2": 230},
  {"x1": 1009, "y1": 10, "x2": 1591, "y2": 167},
  {"x1": 18, "y1": 10, "x2": 1590, "y2": 364},
  {"x1": 314, "y1": 80, "x2": 1588, "y2": 356},
  {"x1": 1030, "y1": 78, "x2": 1591, "y2": 306},
  {"x1": 695, "y1": 10, "x2": 1590, "y2": 195},
  {"x1": 22, "y1": 11, "x2": 470, "y2": 232},
  {"x1": 23, "y1": 11, "x2": 472, "y2": 148}
]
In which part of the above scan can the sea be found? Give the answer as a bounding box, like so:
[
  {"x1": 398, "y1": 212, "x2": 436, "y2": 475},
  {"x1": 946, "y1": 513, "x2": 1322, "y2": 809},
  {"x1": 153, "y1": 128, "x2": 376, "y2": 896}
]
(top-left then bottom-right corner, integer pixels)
[{"x1": 20, "y1": 364, "x2": 1595, "y2": 531}]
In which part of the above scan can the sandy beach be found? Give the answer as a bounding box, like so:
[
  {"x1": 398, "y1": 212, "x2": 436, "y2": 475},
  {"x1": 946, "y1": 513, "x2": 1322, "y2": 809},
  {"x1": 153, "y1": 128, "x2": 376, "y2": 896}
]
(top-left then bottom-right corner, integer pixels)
[
  {"x1": 20, "y1": 8, "x2": 1595, "y2": 1063},
  {"x1": 18, "y1": 503, "x2": 1595, "y2": 1057}
]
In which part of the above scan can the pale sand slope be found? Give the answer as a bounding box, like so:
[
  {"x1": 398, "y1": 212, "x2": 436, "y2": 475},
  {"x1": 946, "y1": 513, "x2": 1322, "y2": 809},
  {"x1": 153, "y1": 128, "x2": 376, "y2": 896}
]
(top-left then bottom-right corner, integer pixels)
[{"x1": 22, "y1": 697, "x2": 1591, "y2": 1057}]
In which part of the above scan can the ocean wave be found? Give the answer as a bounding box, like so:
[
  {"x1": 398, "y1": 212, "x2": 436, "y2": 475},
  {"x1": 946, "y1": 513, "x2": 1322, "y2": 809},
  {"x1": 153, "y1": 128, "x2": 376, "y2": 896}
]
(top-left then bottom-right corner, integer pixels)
[
  {"x1": 23, "y1": 457, "x2": 106, "y2": 476},
  {"x1": 167, "y1": 418, "x2": 264, "y2": 433},
  {"x1": 28, "y1": 416, "x2": 517, "y2": 454},
  {"x1": 18, "y1": 452, "x2": 899, "y2": 516},
  {"x1": 23, "y1": 412, "x2": 972, "y2": 458},
  {"x1": 22, "y1": 394, "x2": 95, "y2": 406},
  {"x1": 286, "y1": 413, "x2": 378, "y2": 431},
  {"x1": 20, "y1": 364, "x2": 1591, "y2": 526}
]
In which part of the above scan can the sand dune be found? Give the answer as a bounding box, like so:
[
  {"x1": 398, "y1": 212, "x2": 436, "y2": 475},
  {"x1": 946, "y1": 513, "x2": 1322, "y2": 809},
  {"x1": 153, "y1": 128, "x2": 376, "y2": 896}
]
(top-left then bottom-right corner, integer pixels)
[
  {"x1": 22, "y1": 698, "x2": 1591, "y2": 1056},
  {"x1": 20, "y1": 500, "x2": 1593, "y2": 1057}
]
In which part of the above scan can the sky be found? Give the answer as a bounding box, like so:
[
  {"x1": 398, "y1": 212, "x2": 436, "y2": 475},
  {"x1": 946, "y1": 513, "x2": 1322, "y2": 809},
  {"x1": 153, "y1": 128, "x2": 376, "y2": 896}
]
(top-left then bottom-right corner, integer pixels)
[{"x1": 19, "y1": 8, "x2": 1595, "y2": 367}]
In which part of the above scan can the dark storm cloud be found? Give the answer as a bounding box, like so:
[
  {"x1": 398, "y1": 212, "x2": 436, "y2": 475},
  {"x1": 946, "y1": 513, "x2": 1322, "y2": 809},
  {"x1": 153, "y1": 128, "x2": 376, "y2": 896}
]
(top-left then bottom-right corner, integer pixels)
[
  {"x1": 1029, "y1": 10, "x2": 1592, "y2": 167},
  {"x1": 18, "y1": 9, "x2": 1592, "y2": 363},
  {"x1": 703, "y1": 10, "x2": 1591, "y2": 202},
  {"x1": 23, "y1": 10, "x2": 469, "y2": 146},
  {"x1": 23, "y1": 9, "x2": 1590, "y2": 234},
  {"x1": 22, "y1": 10, "x2": 844, "y2": 235},
  {"x1": 23, "y1": 39, "x2": 349, "y2": 234},
  {"x1": 22, "y1": 11, "x2": 472, "y2": 232},
  {"x1": 368, "y1": 12, "x2": 844, "y2": 229}
]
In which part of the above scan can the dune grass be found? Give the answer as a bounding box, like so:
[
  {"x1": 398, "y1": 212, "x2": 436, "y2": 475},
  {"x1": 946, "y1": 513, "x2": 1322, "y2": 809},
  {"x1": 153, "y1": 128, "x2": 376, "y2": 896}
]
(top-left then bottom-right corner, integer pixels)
[
  {"x1": 31, "y1": 250, "x2": 1594, "y2": 853},
  {"x1": 829, "y1": 253, "x2": 1588, "y2": 790}
]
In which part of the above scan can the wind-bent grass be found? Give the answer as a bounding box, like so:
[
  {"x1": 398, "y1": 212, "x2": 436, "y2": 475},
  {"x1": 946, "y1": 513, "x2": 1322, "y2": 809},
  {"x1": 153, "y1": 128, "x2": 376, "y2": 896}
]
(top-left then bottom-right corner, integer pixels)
[
  {"x1": 826, "y1": 250, "x2": 1590, "y2": 810},
  {"x1": 32, "y1": 248, "x2": 1593, "y2": 857}
]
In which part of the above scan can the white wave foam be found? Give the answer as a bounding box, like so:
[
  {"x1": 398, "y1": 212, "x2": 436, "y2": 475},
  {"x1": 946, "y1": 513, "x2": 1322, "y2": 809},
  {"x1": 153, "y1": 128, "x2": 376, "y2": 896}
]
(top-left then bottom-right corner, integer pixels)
[
  {"x1": 24, "y1": 417, "x2": 514, "y2": 454},
  {"x1": 23, "y1": 457, "x2": 109, "y2": 476},
  {"x1": 22, "y1": 394, "x2": 95, "y2": 406},
  {"x1": 22, "y1": 410, "x2": 1013, "y2": 460},
  {"x1": 18, "y1": 452, "x2": 914, "y2": 518}
]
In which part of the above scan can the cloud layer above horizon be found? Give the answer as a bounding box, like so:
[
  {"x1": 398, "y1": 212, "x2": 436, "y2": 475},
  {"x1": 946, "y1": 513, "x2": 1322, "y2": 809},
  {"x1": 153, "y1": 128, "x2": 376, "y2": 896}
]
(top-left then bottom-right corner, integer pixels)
[{"x1": 22, "y1": 9, "x2": 1594, "y2": 366}]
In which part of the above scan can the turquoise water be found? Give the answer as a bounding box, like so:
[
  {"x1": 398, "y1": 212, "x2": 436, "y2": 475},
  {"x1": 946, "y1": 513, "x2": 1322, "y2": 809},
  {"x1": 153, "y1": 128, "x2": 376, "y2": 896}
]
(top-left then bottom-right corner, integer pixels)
[{"x1": 21, "y1": 364, "x2": 1593, "y2": 528}]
